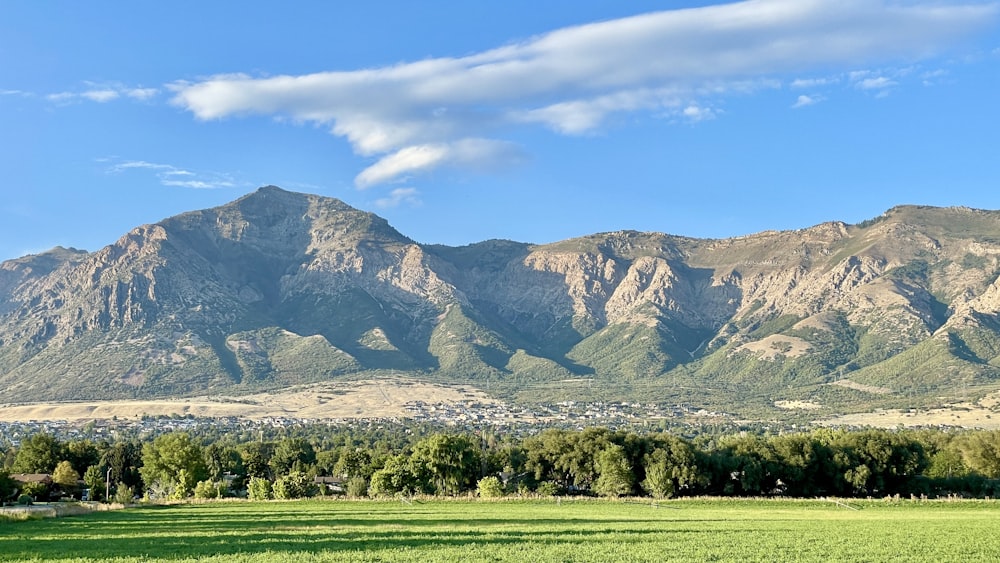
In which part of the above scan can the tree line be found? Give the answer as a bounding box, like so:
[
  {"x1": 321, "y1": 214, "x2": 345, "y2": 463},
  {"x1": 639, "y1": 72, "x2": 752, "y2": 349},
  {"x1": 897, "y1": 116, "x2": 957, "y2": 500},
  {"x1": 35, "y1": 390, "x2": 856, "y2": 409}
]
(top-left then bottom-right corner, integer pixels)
[{"x1": 2, "y1": 426, "x2": 999, "y2": 502}]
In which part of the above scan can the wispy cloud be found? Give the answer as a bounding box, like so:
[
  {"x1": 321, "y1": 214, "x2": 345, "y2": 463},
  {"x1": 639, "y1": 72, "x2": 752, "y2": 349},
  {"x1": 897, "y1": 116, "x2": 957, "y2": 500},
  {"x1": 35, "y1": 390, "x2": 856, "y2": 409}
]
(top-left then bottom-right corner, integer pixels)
[
  {"x1": 104, "y1": 159, "x2": 237, "y2": 189},
  {"x1": 856, "y1": 76, "x2": 897, "y2": 91},
  {"x1": 792, "y1": 94, "x2": 823, "y2": 108},
  {"x1": 47, "y1": 83, "x2": 159, "y2": 105},
  {"x1": 790, "y1": 77, "x2": 838, "y2": 89},
  {"x1": 920, "y1": 69, "x2": 950, "y2": 86},
  {"x1": 682, "y1": 104, "x2": 718, "y2": 122},
  {"x1": 81, "y1": 89, "x2": 120, "y2": 103},
  {"x1": 168, "y1": 0, "x2": 998, "y2": 188},
  {"x1": 356, "y1": 139, "x2": 525, "y2": 188},
  {"x1": 46, "y1": 92, "x2": 76, "y2": 103},
  {"x1": 126, "y1": 88, "x2": 158, "y2": 100},
  {"x1": 374, "y1": 188, "x2": 422, "y2": 209}
]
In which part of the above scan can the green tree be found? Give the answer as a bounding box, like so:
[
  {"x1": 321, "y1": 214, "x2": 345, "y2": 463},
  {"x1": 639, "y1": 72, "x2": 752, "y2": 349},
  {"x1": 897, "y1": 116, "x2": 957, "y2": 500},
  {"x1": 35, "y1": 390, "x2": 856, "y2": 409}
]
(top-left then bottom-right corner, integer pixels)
[
  {"x1": 770, "y1": 434, "x2": 832, "y2": 497},
  {"x1": 642, "y1": 455, "x2": 674, "y2": 499},
  {"x1": 11, "y1": 433, "x2": 63, "y2": 474},
  {"x1": 64, "y1": 440, "x2": 101, "y2": 476},
  {"x1": 523, "y1": 429, "x2": 575, "y2": 488},
  {"x1": 315, "y1": 449, "x2": 340, "y2": 476},
  {"x1": 410, "y1": 434, "x2": 482, "y2": 495},
  {"x1": 368, "y1": 455, "x2": 425, "y2": 497},
  {"x1": 247, "y1": 476, "x2": 272, "y2": 500},
  {"x1": 241, "y1": 442, "x2": 275, "y2": 480},
  {"x1": 83, "y1": 465, "x2": 106, "y2": 501},
  {"x1": 815, "y1": 429, "x2": 928, "y2": 496},
  {"x1": 103, "y1": 441, "x2": 143, "y2": 493},
  {"x1": 203, "y1": 444, "x2": 243, "y2": 486},
  {"x1": 641, "y1": 434, "x2": 705, "y2": 498},
  {"x1": 958, "y1": 431, "x2": 1000, "y2": 478},
  {"x1": 52, "y1": 460, "x2": 80, "y2": 492},
  {"x1": 333, "y1": 447, "x2": 372, "y2": 480},
  {"x1": 0, "y1": 469, "x2": 16, "y2": 501},
  {"x1": 715, "y1": 434, "x2": 781, "y2": 495},
  {"x1": 272, "y1": 471, "x2": 317, "y2": 499},
  {"x1": 563, "y1": 428, "x2": 615, "y2": 491},
  {"x1": 593, "y1": 444, "x2": 633, "y2": 498},
  {"x1": 269, "y1": 438, "x2": 316, "y2": 477},
  {"x1": 140, "y1": 432, "x2": 207, "y2": 499}
]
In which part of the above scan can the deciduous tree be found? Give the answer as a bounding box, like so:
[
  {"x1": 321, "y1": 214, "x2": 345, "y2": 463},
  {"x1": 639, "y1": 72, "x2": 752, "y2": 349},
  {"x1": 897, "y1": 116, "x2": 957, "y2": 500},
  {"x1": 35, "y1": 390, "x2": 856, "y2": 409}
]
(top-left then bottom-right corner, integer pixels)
[
  {"x1": 140, "y1": 432, "x2": 207, "y2": 499},
  {"x1": 52, "y1": 460, "x2": 80, "y2": 491},
  {"x1": 11, "y1": 433, "x2": 63, "y2": 474},
  {"x1": 593, "y1": 444, "x2": 633, "y2": 497},
  {"x1": 411, "y1": 434, "x2": 481, "y2": 495},
  {"x1": 269, "y1": 438, "x2": 315, "y2": 477}
]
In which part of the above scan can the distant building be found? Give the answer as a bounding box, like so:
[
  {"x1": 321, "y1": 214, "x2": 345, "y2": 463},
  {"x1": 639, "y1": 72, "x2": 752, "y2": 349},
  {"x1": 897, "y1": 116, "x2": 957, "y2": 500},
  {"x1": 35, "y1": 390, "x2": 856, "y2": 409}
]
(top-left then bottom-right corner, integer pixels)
[
  {"x1": 11, "y1": 473, "x2": 52, "y2": 486},
  {"x1": 313, "y1": 476, "x2": 343, "y2": 494}
]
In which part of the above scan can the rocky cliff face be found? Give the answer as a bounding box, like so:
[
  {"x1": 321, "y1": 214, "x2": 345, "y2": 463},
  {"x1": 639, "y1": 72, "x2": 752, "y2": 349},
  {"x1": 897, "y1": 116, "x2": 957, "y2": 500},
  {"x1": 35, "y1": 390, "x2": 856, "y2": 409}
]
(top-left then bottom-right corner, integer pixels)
[{"x1": 2, "y1": 187, "x2": 1000, "y2": 411}]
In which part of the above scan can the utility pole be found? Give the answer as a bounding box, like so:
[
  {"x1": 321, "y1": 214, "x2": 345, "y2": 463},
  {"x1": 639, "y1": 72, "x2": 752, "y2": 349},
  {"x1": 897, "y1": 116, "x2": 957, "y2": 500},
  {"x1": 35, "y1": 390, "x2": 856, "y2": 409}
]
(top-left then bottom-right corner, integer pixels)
[{"x1": 106, "y1": 467, "x2": 111, "y2": 503}]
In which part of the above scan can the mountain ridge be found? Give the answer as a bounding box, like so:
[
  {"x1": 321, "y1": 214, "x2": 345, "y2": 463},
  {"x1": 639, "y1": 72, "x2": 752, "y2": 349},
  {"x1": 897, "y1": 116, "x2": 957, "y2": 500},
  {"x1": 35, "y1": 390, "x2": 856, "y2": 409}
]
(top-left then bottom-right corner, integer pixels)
[{"x1": 3, "y1": 186, "x2": 1000, "y2": 417}]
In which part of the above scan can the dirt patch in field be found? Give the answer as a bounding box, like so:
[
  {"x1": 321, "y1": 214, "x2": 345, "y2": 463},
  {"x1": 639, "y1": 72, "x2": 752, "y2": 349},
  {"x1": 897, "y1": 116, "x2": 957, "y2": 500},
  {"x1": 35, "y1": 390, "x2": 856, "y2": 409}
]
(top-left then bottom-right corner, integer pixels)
[{"x1": 0, "y1": 378, "x2": 495, "y2": 422}]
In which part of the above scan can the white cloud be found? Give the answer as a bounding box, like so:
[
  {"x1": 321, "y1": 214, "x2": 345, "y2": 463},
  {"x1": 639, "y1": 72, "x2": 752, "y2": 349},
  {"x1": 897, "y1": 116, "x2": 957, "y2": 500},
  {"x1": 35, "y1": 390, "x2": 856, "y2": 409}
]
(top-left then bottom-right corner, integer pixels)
[
  {"x1": 169, "y1": 0, "x2": 999, "y2": 187},
  {"x1": 160, "y1": 179, "x2": 236, "y2": 189},
  {"x1": 792, "y1": 94, "x2": 822, "y2": 108},
  {"x1": 126, "y1": 88, "x2": 159, "y2": 100},
  {"x1": 104, "y1": 159, "x2": 237, "y2": 189},
  {"x1": 682, "y1": 104, "x2": 717, "y2": 122},
  {"x1": 512, "y1": 89, "x2": 681, "y2": 134},
  {"x1": 856, "y1": 76, "x2": 897, "y2": 90},
  {"x1": 81, "y1": 89, "x2": 120, "y2": 103},
  {"x1": 108, "y1": 160, "x2": 184, "y2": 173},
  {"x1": 375, "y1": 188, "x2": 422, "y2": 209},
  {"x1": 46, "y1": 92, "x2": 76, "y2": 103},
  {"x1": 790, "y1": 77, "x2": 837, "y2": 89},
  {"x1": 45, "y1": 83, "x2": 158, "y2": 104},
  {"x1": 920, "y1": 68, "x2": 950, "y2": 85},
  {"x1": 357, "y1": 139, "x2": 525, "y2": 188},
  {"x1": 357, "y1": 145, "x2": 450, "y2": 188}
]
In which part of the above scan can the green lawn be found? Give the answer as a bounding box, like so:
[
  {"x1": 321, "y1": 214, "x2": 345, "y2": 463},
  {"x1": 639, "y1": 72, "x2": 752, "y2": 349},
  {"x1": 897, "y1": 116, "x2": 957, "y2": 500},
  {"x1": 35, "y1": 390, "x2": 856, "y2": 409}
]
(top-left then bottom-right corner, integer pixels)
[{"x1": 2, "y1": 498, "x2": 999, "y2": 562}]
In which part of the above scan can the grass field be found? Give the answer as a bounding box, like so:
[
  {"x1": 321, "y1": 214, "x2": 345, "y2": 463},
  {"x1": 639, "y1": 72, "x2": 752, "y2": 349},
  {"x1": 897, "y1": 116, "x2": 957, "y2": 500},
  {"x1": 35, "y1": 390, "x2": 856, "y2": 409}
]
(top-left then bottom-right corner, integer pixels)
[{"x1": 2, "y1": 498, "x2": 1000, "y2": 562}]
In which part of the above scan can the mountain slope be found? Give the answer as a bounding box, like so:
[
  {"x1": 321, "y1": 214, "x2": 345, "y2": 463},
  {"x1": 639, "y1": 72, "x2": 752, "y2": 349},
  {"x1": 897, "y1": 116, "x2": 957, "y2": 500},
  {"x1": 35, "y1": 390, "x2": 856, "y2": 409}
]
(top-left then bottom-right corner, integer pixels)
[{"x1": 3, "y1": 189, "x2": 1000, "y2": 416}]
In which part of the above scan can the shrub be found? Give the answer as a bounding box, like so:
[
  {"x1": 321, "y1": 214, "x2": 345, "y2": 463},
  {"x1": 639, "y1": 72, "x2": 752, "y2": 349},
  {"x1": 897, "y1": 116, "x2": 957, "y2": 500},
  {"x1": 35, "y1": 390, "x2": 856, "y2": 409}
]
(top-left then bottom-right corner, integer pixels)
[
  {"x1": 113, "y1": 485, "x2": 135, "y2": 505},
  {"x1": 247, "y1": 477, "x2": 272, "y2": 501},
  {"x1": 193, "y1": 480, "x2": 225, "y2": 500},
  {"x1": 345, "y1": 476, "x2": 368, "y2": 498},
  {"x1": 17, "y1": 494, "x2": 33, "y2": 506},
  {"x1": 272, "y1": 471, "x2": 318, "y2": 500},
  {"x1": 477, "y1": 476, "x2": 505, "y2": 499},
  {"x1": 536, "y1": 481, "x2": 562, "y2": 496},
  {"x1": 21, "y1": 481, "x2": 49, "y2": 499}
]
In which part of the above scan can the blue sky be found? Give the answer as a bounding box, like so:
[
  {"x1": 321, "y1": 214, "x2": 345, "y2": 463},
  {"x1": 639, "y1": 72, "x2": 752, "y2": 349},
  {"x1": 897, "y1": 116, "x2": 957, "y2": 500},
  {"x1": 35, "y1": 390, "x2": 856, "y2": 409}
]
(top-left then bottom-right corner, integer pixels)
[{"x1": 2, "y1": 1, "x2": 999, "y2": 262}]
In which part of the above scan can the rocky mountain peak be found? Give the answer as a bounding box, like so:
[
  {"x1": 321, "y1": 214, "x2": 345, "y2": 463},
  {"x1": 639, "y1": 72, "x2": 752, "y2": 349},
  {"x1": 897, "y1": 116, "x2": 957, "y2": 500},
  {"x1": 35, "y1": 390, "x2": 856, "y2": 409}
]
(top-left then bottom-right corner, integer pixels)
[{"x1": 2, "y1": 189, "x2": 1000, "y2": 416}]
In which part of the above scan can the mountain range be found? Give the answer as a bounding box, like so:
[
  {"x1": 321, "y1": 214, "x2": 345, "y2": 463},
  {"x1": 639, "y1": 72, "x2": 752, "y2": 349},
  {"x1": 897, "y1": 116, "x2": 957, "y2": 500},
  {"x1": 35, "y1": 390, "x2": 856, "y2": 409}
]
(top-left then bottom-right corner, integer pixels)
[{"x1": 3, "y1": 186, "x2": 1000, "y2": 416}]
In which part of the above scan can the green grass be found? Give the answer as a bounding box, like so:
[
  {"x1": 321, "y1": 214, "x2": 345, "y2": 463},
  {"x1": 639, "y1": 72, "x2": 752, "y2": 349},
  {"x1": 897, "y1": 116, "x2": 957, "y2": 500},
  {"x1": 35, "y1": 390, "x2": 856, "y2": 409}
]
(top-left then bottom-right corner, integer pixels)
[{"x1": 2, "y1": 498, "x2": 1000, "y2": 562}]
